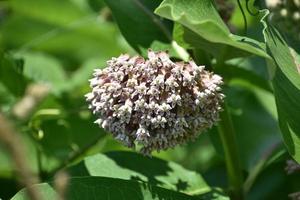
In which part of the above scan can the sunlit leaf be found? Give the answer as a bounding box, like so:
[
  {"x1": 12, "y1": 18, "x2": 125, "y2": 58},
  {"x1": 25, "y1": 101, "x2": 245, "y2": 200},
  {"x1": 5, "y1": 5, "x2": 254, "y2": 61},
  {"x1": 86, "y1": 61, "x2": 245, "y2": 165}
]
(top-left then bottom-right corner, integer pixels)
[
  {"x1": 155, "y1": 0, "x2": 270, "y2": 60},
  {"x1": 69, "y1": 151, "x2": 213, "y2": 196},
  {"x1": 11, "y1": 177, "x2": 229, "y2": 200},
  {"x1": 263, "y1": 24, "x2": 300, "y2": 163}
]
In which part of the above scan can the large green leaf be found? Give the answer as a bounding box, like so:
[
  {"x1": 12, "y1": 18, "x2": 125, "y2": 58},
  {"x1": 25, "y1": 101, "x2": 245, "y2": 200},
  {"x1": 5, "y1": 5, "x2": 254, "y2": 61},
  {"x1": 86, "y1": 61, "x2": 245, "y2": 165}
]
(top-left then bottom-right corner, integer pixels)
[
  {"x1": 104, "y1": 0, "x2": 173, "y2": 53},
  {"x1": 69, "y1": 151, "x2": 212, "y2": 196},
  {"x1": 155, "y1": 0, "x2": 270, "y2": 60},
  {"x1": 263, "y1": 25, "x2": 300, "y2": 163},
  {"x1": 12, "y1": 177, "x2": 229, "y2": 200}
]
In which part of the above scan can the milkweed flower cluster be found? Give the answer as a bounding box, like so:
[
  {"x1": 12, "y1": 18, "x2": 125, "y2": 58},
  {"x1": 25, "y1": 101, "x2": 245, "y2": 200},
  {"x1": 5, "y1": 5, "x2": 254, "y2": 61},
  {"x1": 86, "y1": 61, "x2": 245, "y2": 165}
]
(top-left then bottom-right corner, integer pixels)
[
  {"x1": 267, "y1": 0, "x2": 300, "y2": 40},
  {"x1": 85, "y1": 50, "x2": 224, "y2": 154}
]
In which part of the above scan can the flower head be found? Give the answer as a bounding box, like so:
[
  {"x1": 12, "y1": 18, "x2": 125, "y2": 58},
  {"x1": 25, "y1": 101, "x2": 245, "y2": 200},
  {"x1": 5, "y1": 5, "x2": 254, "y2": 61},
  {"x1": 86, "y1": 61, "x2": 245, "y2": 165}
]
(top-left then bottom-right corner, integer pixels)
[{"x1": 86, "y1": 50, "x2": 224, "y2": 154}]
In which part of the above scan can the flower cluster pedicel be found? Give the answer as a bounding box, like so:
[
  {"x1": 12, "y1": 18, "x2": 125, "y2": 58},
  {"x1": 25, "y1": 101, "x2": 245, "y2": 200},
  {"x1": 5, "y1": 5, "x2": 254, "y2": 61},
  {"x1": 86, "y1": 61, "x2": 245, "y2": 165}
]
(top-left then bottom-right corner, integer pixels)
[{"x1": 86, "y1": 50, "x2": 224, "y2": 154}]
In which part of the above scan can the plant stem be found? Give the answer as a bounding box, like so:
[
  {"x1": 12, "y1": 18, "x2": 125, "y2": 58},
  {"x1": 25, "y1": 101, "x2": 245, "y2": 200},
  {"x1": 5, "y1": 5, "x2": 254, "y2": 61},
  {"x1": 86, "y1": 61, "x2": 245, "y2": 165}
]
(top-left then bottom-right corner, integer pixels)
[
  {"x1": 36, "y1": 146, "x2": 43, "y2": 176},
  {"x1": 218, "y1": 103, "x2": 244, "y2": 200},
  {"x1": 237, "y1": 0, "x2": 247, "y2": 35}
]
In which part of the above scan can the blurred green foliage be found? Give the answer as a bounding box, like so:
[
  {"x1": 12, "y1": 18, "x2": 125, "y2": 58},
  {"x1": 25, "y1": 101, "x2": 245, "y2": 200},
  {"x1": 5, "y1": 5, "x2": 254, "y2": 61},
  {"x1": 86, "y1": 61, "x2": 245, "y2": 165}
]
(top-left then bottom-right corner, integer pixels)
[{"x1": 0, "y1": 0, "x2": 299, "y2": 200}]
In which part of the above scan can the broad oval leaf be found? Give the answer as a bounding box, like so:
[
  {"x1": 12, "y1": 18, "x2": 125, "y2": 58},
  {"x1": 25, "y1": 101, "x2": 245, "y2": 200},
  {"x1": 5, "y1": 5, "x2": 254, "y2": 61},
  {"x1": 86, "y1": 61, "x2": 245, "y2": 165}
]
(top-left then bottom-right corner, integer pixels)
[
  {"x1": 155, "y1": 0, "x2": 270, "y2": 60},
  {"x1": 69, "y1": 151, "x2": 211, "y2": 196},
  {"x1": 263, "y1": 25, "x2": 300, "y2": 163},
  {"x1": 11, "y1": 177, "x2": 229, "y2": 200}
]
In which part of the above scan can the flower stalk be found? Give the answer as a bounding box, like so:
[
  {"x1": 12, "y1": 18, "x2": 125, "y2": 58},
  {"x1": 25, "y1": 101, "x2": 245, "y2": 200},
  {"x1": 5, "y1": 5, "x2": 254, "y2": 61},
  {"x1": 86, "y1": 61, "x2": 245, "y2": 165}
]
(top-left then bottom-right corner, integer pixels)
[{"x1": 218, "y1": 103, "x2": 244, "y2": 200}]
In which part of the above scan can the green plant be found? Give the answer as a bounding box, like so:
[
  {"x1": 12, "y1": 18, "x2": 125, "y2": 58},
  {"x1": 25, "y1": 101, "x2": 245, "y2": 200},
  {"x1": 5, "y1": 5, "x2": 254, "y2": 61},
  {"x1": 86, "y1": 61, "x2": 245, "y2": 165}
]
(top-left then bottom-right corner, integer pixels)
[{"x1": 0, "y1": 0, "x2": 299, "y2": 200}]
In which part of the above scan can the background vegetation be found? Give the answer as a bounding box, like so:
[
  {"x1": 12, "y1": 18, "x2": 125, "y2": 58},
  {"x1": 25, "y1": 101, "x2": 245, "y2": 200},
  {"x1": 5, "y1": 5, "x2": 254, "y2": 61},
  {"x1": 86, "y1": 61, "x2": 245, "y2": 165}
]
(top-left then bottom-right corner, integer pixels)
[{"x1": 0, "y1": 0, "x2": 299, "y2": 200}]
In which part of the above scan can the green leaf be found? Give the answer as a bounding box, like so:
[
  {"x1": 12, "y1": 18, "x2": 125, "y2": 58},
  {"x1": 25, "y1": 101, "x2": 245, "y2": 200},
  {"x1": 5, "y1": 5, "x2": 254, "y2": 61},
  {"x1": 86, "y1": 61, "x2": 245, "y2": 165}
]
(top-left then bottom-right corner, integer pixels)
[
  {"x1": 62, "y1": 57, "x2": 106, "y2": 92},
  {"x1": 14, "y1": 51, "x2": 66, "y2": 94},
  {"x1": 87, "y1": 0, "x2": 106, "y2": 12},
  {"x1": 31, "y1": 110, "x2": 106, "y2": 166},
  {"x1": 226, "y1": 66, "x2": 272, "y2": 92},
  {"x1": 0, "y1": 53, "x2": 26, "y2": 96},
  {"x1": 9, "y1": 0, "x2": 87, "y2": 26},
  {"x1": 12, "y1": 177, "x2": 229, "y2": 200},
  {"x1": 1, "y1": 6, "x2": 125, "y2": 63},
  {"x1": 172, "y1": 23, "x2": 191, "y2": 49},
  {"x1": 69, "y1": 151, "x2": 211, "y2": 196},
  {"x1": 247, "y1": 161, "x2": 300, "y2": 200},
  {"x1": 210, "y1": 86, "x2": 283, "y2": 171},
  {"x1": 263, "y1": 25, "x2": 300, "y2": 163},
  {"x1": 155, "y1": 0, "x2": 270, "y2": 60},
  {"x1": 0, "y1": 83, "x2": 16, "y2": 114},
  {"x1": 104, "y1": 0, "x2": 173, "y2": 53},
  {"x1": 224, "y1": 57, "x2": 272, "y2": 92}
]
